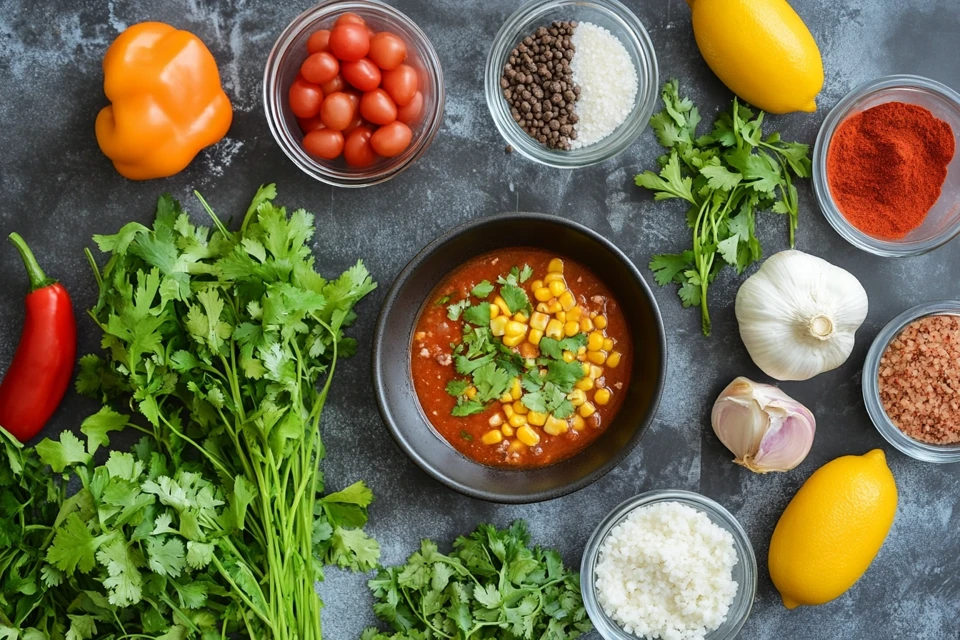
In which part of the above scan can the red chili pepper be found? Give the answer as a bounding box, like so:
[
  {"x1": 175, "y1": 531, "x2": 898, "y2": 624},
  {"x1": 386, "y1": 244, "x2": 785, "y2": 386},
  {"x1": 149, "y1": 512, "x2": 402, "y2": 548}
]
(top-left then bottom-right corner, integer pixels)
[{"x1": 0, "y1": 234, "x2": 77, "y2": 442}]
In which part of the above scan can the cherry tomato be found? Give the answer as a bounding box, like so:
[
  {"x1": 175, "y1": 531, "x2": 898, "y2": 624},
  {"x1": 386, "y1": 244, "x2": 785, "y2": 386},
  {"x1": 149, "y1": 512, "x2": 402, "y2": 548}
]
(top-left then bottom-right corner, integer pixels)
[
  {"x1": 320, "y1": 92, "x2": 357, "y2": 131},
  {"x1": 334, "y1": 12, "x2": 365, "y2": 27},
  {"x1": 307, "y1": 29, "x2": 331, "y2": 53},
  {"x1": 342, "y1": 58, "x2": 381, "y2": 91},
  {"x1": 329, "y1": 23, "x2": 370, "y2": 62},
  {"x1": 289, "y1": 76, "x2": 323, "y2": 118},
  {"x1": 297, "y1": 114, "x2": 325, "y2": 132},
  {"x1": 343, "y1": 114, "x2": 365, "y2": 135},
  {"x1": 320, "y1": 74, "x2": 345, "y2": 95},
  {"x1": 301, "y1": 52, "x2": 339, "y2": 84},
  {"x1": 382, "y1": 64, "x2": 418, "y2": 106},
  {"x1": 343, "y1": 89, "x2": 362, "y2": 110},
  {"x1": 359, "y1": 89, "x2": 398, "y2": 125},
  {"x1": 368, "y1": 32, "x2": 407, "y2": 70},
  {"x1": 396, "y1": 91, "x2": 424, "y2": 125},
  {"x1": 370, "y1": 121, "x2": 413, "y2": 157},
  {"x1": 303, "y1": 128, "x2": 345, "y2": 160},
  {"x1": 343, "y1": 125, "x2": 378, "y2": 167}
]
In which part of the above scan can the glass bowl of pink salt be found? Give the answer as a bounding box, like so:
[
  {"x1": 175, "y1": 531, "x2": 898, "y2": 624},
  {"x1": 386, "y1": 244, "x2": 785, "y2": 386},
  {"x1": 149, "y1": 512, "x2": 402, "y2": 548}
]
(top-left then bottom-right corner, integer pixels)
[
  {"x1": 813, "y1": 75, "x2": 960, "y2": 257},
  {"x1": 863, "y1": 300, "x2": 960, "y2": 463}
]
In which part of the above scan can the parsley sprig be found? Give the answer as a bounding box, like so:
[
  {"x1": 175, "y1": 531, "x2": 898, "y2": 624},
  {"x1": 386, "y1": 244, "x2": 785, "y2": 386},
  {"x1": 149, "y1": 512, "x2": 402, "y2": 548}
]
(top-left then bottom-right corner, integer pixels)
[
  {"x1": 636, "y1": 80, "x2": 812, "y2": 336},
  {"x1": 362, "y1": 521, "x2": 591, "y2": 640}
]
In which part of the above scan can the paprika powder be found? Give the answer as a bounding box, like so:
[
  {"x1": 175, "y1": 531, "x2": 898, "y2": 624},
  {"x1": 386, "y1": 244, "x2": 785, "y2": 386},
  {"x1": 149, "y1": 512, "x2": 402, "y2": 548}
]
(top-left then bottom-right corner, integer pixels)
[{"x1": 826, "y1": 101, "x2": 955, "y2": 239}]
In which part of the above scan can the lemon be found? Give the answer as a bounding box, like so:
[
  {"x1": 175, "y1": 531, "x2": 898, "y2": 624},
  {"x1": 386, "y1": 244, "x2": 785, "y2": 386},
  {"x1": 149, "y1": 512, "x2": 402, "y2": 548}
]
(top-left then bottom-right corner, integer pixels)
[
  {"x1": 686, "y1": 0, "x2": 824, "y2": 113},
  {"x1": 768, "y1": 449, "x2": 897, "y2": 608}
]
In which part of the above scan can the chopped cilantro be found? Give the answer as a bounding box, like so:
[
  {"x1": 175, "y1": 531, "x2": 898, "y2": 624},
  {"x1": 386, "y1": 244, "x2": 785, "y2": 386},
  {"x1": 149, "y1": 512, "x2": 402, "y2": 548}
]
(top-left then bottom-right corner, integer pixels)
[
  {"x1": 552, "y1": 399, "x2": 575, "y2": 419},
  {"x1": 445, "y1": 379, "x2": 470, "y2": 397},
  {"x1": 434, "y1": 293, "x2": 452, "y2": 306},
  {"x1": 519, "y1": 264, "x2": 533, "y2": 283},
  {"x1": 538, "y1": 335, "x2": 586, "y2": 360},
  {"x1": 472, "y1": 362, "x2": 512, "y2": 403},
  {"x1": 452, "y1": 400, "x2": 485, "y2": 417},
  {"x1": 463, "y1": 301, "x2": 491, "y2": 326},
  {"x1": 545, "y1": 359, "x2": 586, "y2": 389},
  {"x1": 500, "y1": 284, "x2": 531, "y2": 315},
  {"x1": 470, "y1": 280, "x2": 494, "y2": 299},
  {"x1": 454, "y1": 353, "x2": 495, "y2": 375},
  {"x1": 447, "y1": 299, "x2": 469, "y2": 321},
  {"x1": 459, "y1": 430, "x2": 474, "y2": 441}
]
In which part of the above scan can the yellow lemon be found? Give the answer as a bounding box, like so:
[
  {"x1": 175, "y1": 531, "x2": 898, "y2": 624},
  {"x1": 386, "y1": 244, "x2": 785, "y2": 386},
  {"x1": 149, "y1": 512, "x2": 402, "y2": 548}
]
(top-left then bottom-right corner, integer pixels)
[
  {"x1": 686, "y1": 0, "x2": 824, "y2": 113},
  {"x1": 769, "y1": 449, "x2": 897, "y2": 608}
]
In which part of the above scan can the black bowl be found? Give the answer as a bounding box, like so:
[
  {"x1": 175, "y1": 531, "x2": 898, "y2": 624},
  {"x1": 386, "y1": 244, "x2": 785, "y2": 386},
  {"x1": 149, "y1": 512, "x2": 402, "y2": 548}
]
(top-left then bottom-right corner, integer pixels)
[{"x1": 372, "y1": 213, "x2": 666, "y2": 503}]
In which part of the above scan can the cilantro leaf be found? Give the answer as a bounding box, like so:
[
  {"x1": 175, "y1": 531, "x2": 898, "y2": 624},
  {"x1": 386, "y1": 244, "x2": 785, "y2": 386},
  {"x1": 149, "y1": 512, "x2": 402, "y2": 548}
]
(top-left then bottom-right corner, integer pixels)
[
  {"x1": 80, "y1": 407, "x2": 129, "y2": 455},
  {"x1": 452, "y1": 400, "x2": 485, "y2": 417},
  {"x1": 545, "y1": 360, "x2": 586, "y2": 390},
  {"x1": 518, "y1": 265, "x2": 533, "y2": 283},
  {"x1": 500, "y1": 285, "x2": 531, "y2": 315},
  {"x1": 36, "y1": 432, "x2": 91, "y2": 473},
  {"x1": 446, "y1": 379, "x2": 470, "y2": 397},
  {"x1": 447, "y1": 299, "x2": 469, "y2": 321},
  {"x1": 470, "y1": 280, "x2": 494, "y2": 299},
  {"x1": 463, "y1": 302, "x2": 491, "y2": 327},
  {"x1": 649, "y1": 253, "x2": 692, "y2": 286},
  {"x1": 472, "y1": 363, "x2": 511, "y2": 403}
]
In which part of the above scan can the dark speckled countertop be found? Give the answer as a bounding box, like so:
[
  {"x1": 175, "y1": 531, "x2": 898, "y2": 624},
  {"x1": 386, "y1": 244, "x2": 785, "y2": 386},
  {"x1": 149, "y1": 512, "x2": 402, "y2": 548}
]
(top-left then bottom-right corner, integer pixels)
[{"x1": 1, "y1": 0, "x2": 959, "y2": 638}]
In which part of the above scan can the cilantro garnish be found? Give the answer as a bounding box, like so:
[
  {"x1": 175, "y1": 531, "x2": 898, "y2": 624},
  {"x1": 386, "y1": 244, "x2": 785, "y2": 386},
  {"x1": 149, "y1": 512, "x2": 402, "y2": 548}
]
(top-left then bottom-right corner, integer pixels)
[
  {"x1": 463, "y1": 301, "x2": 491, "y2": 326},
  {"x1": 470, "y1": 280, "x2": 494, "y2": 298},
  {"x1": 500, "y1": 284, "x2": 532, "y2": 315},
  {"x1": 363, "y1": 521, "x2": 591, "y2": 640},
  {"x1": 447, "y1": 298, "x2": 470, "y2": 320},
  {"x1": 637, "y1": 80, "x2": 811, "y2": 336}
]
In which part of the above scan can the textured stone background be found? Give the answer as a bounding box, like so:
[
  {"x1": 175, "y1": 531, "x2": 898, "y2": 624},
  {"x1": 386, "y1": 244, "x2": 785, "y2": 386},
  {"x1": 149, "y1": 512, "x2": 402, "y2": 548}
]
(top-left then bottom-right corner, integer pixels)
[{"x1": 1, "y1": 0, "x2": 959, "y2": 638}]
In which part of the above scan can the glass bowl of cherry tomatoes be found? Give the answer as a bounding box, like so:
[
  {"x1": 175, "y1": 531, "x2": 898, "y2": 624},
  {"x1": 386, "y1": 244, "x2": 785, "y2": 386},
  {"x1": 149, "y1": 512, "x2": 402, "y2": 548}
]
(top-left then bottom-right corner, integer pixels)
[{"x1": 264, "y1": 0, "x2": 444, "y2": 187}]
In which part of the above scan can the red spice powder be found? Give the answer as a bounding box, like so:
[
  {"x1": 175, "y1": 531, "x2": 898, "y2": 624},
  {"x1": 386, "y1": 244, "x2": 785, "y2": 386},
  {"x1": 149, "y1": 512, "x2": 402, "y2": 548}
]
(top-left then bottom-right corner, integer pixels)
[{"x1": 826, "y1": 101, "x2": 955, "y2": 239}]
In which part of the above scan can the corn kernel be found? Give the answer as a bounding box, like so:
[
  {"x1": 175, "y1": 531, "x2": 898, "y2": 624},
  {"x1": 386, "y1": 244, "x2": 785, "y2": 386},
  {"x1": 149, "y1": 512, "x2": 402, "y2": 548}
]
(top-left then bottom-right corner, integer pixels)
[
  {"x1": 517, "y1": 425, "x2": 541, "y2": 446},
  {"x1": 481, "y1": 430, "x2": 503, "y2": 445},
  {"x1": 589, "y1": 365, "x2": 603, "y2": 379},
  {"x1": 575, "y1": 377, "x2": 594, "y2": 391},
  {"x1": 534, "y1": 287, "x2": 553, "y2": 302},
  {"x1": 587, "y1": 331, "x2": 604, "y2": 351},
  {"x1": 501, "y1": 424, "x2": 515, "y2": 437},
  {"x1": 503, "y1": 403, "x2": 515, "y2": 418},
  {"x1": 465, "y1": 386, "x2": 477, "y2": 399},
  {"x1": 530, "y1": 312, "x2": 549, "y2": 331},
  {"x1": 501, "y1": 392, "x2": 513, "y2": 403},
  {"x1": 519, "y1": 342, "x2": 538, "y2": 359},
  {"x1": 580, "y1": 317, "x2": 595, "y2": 332},
  {"x1": 572, "y1": 415, "x2": 586, "y2": 431},
  {"x1": 577, "y1": 352, "x2": 587, "y2": 362},
  {"x1": 494, "y1": 296, "x2": 511, "y2": 316},
  {"x1": 593, "y1": 315, "x2": 607, "y2": 329},
  {"x1": 490, "y1": 304, "x2": 500, "y2": 319},
  {"x1": 547, "y1": 280, "x2": 565, "y2": 297},
  {"x1": 490, "y1": 315, "x2": 508, "y2": 336},
  {"x1": 562, "y1": 350, "x2": 576, "y2": 363},
  {"x1": 511, "y1": 378, "x2": 522, "y2": 400},
  {"x1": 508, "y1": 440, "x2": 525, "y2": 453},
  {"x1": 587, "y1": 350, "x2": 607, "y2": 365},
  {"x1": 545, "y1": 319, "x2": 563, "y2": 340},
  {"x1": 558, "y1": 291, "x2": 576, "y2": 311},
  {"x1": 544, "y1": 272, "x2": 565, "y2": 284},
  {"x1": 513, "y1": 312, "x2": 528, "y2": 323},
  {"x1": 528, "y1": 329, "x2": 543, "y2": 346},
  {"x1": 513, "y1": 400, "x2": 528, "y2": 415},
  {"x1": 547, "y1": 301, "x2": 563, "y2": 314},
  {"x1": 527, "y1": 411, "x2": 547, "y2": 426},
  {"x1": 505, "y1": 321, "x2": 527, "y2": 337},
  {"x1": 544, "y1": 415, "x2": 569, "y2": 436},
  {"x1": 577, "y1": 346, "x2": 587, "y2": 355},
  {"x1": 579, "y1": 402, "x2": 596, "y2": 418},
  {"x1": 508, "y1": 413, "x2": 527, "y2": 428},
  {"x1": 555, "y1": 311, "x2": 566, "y2": 323},
  {"x1": 567, "y1": 389, "x2": 586, "y2": 407},
  {"x1": 530, "y1": 279, "x2": 544, "y2": 291},
  {"x1": 536, "y1": 302, "x2": 550, "y2": 313},
  {"x1": 488, "y1": 413, "x2": 504, "y2": 427},
  {"x1": 566, "y1": 306, "x2": 582, "y2": 322},
  {"x1": 560, "y1": 322, "x2": 577, "y2": 339},
  {"x1": 502, "y1": 334, "x2": 524, "y2": 347},
  {"x1": 595, "y1": 388, "x2": 611, "y2": 406},
  {"x1": 606, "y1": 351, "x2": 622, "y2": 368},
  {"x1": 547, "y1": 258, "x2": 564, "y2": 273},
  {"x1": 582, "y1": 363, "x2": 591, "y2": 375},
  {"x1": 603, "y1": 337, "x2": 614, "y2": 351}
]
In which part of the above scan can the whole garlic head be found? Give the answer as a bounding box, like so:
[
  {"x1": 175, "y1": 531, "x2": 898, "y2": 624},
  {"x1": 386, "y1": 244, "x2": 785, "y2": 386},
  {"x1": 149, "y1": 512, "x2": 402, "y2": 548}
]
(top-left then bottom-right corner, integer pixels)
[{"x1": 735, "y1": 250, "x2": 868, "y2": 381}]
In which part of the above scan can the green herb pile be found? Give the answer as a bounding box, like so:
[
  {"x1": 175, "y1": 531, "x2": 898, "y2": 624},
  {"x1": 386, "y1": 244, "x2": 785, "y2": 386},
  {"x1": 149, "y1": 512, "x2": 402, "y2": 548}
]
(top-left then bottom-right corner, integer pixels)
[
  {"x1": 636, "y1": 80, "x2": 813, "y2": 336},
  {"x1": 362, "y1": 521, "x2": 591, "y2": 640},
  {"x1": 441, "y1": 266, "x2": 586, "y2": 423},
  {"x1": 0, "y1": 186, "x2": 377, "y2": 639}
]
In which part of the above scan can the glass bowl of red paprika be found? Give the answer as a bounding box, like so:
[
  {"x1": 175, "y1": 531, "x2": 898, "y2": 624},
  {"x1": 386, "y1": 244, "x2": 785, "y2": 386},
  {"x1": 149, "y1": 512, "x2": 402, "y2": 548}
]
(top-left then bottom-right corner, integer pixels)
[
  {"x1": 264, "y1": 0, "x2": 445, "y2": 187},
  {"x1": 813, "y1": 74, "x2": 960, "y2": 257}
]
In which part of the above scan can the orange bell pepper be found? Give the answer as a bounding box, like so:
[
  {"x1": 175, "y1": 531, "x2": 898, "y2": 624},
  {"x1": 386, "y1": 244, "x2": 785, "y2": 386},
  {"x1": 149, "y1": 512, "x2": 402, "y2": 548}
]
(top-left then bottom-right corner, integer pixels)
[{"x1": 95, "y1": 22, "x2": 233, "y2": 180}]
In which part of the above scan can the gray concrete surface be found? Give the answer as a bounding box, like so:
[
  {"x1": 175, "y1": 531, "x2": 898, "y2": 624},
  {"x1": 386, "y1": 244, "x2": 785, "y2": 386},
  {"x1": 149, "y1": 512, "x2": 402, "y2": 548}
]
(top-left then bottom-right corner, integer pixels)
[{"x1": 1, "y1": 0, "x2": 959, "y2": 638}]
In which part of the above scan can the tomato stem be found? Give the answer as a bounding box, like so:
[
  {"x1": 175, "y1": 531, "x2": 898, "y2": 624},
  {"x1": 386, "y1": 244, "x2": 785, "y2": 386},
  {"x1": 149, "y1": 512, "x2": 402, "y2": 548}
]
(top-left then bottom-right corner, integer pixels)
[{"x1": 8, "y1": 233, "x2": 55, "y2": 292}]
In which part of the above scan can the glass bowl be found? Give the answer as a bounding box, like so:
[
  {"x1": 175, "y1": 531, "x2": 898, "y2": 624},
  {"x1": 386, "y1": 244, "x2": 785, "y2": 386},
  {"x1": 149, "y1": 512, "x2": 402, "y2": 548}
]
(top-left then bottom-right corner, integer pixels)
[
  {"x1": 813, "y1": 75, "x2": 960, "y2": 256},
  {"x1": 581, "y1": 490, "x2": 757, "y2": 640},
  {"x1": 862, "y1": 300, "x2": 960, "y2": 463},
  {"x1": 484, "y1": 0, "x2": 658, "y2": 168},
  {"x1": 263, "y1": 0, "x2": 444, "y2": 187}
]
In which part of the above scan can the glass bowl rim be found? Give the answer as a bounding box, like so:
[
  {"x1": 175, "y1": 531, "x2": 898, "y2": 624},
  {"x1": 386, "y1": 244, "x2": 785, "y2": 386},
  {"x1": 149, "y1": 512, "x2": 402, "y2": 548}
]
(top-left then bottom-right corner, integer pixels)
[
  {"x1": 580, "y1": 489, "x2": 758, "y2": 640},
  {"x1": 483, "y1": 0, "x2": 659, "y2": 169},
  {"x1": 862, "y1": 300, "x2": 960, "y2": 463},
  {"x1": 262, "y1": 0, "x2": 446, "y2": 188},
  {"x1": 812, "y1": 74, "x2": 960, "y2": 256}
]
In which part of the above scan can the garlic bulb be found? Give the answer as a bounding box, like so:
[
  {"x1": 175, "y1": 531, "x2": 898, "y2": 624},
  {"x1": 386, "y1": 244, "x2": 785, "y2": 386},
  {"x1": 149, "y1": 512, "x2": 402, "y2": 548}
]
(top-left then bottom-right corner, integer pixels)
[
  {"x1": 712, "y1": 377, "x2": 816, "y2": 473},
  {"x1": 735, "y1": 250, "x2": 868, "y2": 381}
]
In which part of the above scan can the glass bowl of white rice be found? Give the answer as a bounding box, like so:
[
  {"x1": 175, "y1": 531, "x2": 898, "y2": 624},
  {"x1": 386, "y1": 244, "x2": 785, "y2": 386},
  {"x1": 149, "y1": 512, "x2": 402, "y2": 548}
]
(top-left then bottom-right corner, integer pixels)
[
  {"x1": 484, "y1": 0, "x2": 659, "y2": 168},
  {"x1": 581, "y1": 490, "x2": 757, "y2": 640}
]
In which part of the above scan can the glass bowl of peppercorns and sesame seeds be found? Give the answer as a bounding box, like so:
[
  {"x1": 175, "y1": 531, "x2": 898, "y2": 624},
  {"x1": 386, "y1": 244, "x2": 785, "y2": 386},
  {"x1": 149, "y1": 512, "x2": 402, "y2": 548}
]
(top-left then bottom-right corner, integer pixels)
[{"x1": 484, "y1": 0, "x2": 659, "y2": 168}]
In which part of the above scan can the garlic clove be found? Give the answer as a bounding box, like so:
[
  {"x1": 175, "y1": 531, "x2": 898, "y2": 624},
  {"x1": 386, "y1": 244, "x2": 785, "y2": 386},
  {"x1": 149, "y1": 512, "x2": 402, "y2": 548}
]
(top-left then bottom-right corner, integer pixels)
[{"x1": 712, "y1": 377, "x2": 816, "y2": 473}]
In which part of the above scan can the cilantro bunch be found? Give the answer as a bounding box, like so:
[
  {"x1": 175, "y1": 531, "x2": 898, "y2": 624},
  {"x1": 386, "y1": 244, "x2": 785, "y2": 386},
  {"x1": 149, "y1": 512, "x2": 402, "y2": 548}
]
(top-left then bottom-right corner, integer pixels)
[
  {"x1": 636, "y1": 80, "x2": 812, "y2": 336},
  {"x1": 362, "y1": 521, "x2": 591, "y2": 640}
]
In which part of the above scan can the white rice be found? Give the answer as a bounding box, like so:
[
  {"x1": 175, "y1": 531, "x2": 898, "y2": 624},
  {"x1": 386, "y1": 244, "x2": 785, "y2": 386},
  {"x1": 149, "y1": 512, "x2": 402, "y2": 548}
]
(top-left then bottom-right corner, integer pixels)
[
  {"x1": 570, "y1": 21, "x2": 638, "y2": 149},
  {"x1": 595, "y1": 501, "x2": 739, "y2": 640}
]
